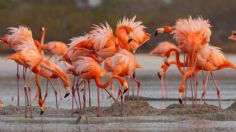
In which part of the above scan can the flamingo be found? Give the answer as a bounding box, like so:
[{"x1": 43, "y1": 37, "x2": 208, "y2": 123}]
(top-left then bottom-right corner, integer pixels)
[
  {"x1": 40, "y1": 27, "x2": 68, "y2": 62},
  {"x1": 115, "y1": 16, "x2": 150, "y2": 53},
  {"x1": 159, "y1": 40, "x2": 236, "y2": 108},
  {"x1": 89, "y1": 23, "x2": 119, "y2": 60},
  {"x1": 229, "y1": 30, "x2": 236, "y2": 41},
  {"x1": 115, "y1": 16, "x2": 150, "y2": 97},
  {"x1": 104, "y1": 49, "x2": 141, "y2": 97},
  {"x1": 0, "y1": 26, "x2": 35, "y2": 107},
  {"x1": 155, "y1": 17, "x2": 212, "y2": 104},
  {"x1": 61, "y1": 34, "x2": 100, "y2": 109},
  {"x1": 148, "y1": 41, "x2": 178, "y2": 98},
  {"x1": 68, "y1": 56, "x2": 128, "y2": 116},
  {"x1": 0, "y1": 99, "x2": 3, "y2": 108}
]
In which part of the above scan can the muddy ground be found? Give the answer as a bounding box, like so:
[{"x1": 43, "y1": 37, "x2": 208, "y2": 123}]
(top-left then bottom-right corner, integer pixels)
[{"x1": 1, "y1": 100, "x2": 236, "y2": 121}]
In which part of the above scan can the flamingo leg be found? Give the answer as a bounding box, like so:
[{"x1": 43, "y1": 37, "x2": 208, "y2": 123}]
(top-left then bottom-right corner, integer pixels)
[
  {"x1": 119, "y1": 82, "x2": 123, "y2": 117},
  {"x1": 71, "y1": 76, "x2": 75, "y2": 114},
  {"x1": 23, "y1": 67, "x2": 28, "y2": 118},
  {"x1": 83, "y1": 80, "x2": 86, "y2": 109},
  {"x1": 164, "y1": 73, "x2": 168, "y2": 98},
  {"x1": 43, "y1": 80, "x2": 49, "y2": 102},
  {"x1": 189, "y1": 75, "x2": 194, "y2": 106},
  {"x1": 28, "y1": 70, "x2": 33, "y2": 118},
  {"x1": 210, "y1": 72, "x2": 222, "y2": 109},
  {"x1": 17, "y1": 64, "x2": 20, "y2": 107},
  {"x1": 201, "y1": 71, "x2": 209, "y2": 104},
  {"x1": 88, "y1": 80, "x2": 91, "y2": 107},
  {"x1": 97, "y1": 86, "x2": 100, "y2": 117},
  {"x1": 76, "y1": 78, "x2": 82, "y2": 114},
  {"x1": 57, "y1": 79, "x2": 63, "y2": 101},
  {"x1": 161, "y1": 74, "x2": 165, "y2": 99},
  {"x1": 48, "y1": 79, "x2": 58, "y2": 109},
  {"x1": 133, "y1": 78, "x2": 140, "y2": 98}
]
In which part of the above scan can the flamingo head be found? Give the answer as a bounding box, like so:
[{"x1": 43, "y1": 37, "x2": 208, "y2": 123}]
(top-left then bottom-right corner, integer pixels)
[
  {"x1": 155, "y1": 26, "x2": 175, "y2": 36},
  {"x1": 38, "y1": 99, "x2": 45, "y2": 115},
  {"x1": 229, "y1": 31, "x2": 236, "y2": 42},
  {"x1": 116, "y1": 16, "x2": 150, "y2": 53}
]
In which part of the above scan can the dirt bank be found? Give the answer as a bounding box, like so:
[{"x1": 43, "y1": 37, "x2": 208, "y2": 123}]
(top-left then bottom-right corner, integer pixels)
[{"x1": 1, "y1": 100, "x2": 236, "y2": 121}]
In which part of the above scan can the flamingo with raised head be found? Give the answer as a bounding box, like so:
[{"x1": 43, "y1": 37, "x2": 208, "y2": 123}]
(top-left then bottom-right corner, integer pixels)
[{"x1": 148, "y1": 41, "x2": 178, "y2": 98}]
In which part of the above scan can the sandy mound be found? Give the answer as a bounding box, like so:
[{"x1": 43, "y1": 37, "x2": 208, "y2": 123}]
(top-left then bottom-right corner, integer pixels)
[
  {"x1": 103, "y1": 101, "x2": 159, "y2": 116},
  {"x1": 225, "y1": 100, "x2": 236, "y2": 111},
  {"x1": 161, "y1": 103, "x2": 220, "y2": 115},
  {"x1": 0, "y1": 105, "x2": 78, "y2": 117}
]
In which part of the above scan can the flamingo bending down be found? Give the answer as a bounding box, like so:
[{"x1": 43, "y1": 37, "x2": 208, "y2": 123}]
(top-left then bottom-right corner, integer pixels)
[
  {"x1": 159, "y1": 45, "x2": 236, "y2": 108},
  {"x1": 1, "y1": 26, "x2": 35, "y2": 107},
  {"x1": 104, "y1": 49, "x2": 141, "y2": 97},
  {"x1": 68, "y1": 56, "x2": 128, "y2": 116},
  {"x1": 148, "y1": 41, "x2": 178, "y2": 98}
]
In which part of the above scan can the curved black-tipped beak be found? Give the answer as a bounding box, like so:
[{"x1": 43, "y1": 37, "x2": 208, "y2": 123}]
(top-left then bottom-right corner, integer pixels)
[
  {"x1": 40, "y1": 110, "x2": 44, "y2": 115},
  {"x1": 178, "y1": 98, "x2": 183, "y2": 104},
  {"x1": 133, "y1": 72, "x2": 136, "y2": 78},
  {"x1": 158, "y1": 72, "x2": 162, "y2": 80},
  {"x1": 123, "y1": 89, "x2": 128, "y2": 94},
  {"x1": 64, "y1": 93, "x2": 70, "y2": 98},
  {"x1": 128, "y1": 38, "x2": 133, "y2": 43},
  {"x1": 154, "y1": 31, "x2": 158, "y2": 36}
]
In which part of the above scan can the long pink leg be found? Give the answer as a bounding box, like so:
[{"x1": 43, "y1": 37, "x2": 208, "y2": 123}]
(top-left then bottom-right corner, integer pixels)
[
  {"x1": 17, "y1": 64, "x2": 20, "y2": 107},
  {"x1": 134, "y1": 79, "x2": 141, "y2": 97},
  {"x1": 132, "y1": 77, "x2": 134, "y2": 99},
  {"x1": 189, "y1": 75, "x2": 194, "y2": 106},
  {"x1": 23, "y1": 67, "x2": 27, "y2": 117},
  {"x1": 201, "y1": 72, "x2": 209, "y2": 104},
  {"x1": 97, "y1": 86, "x2": 100, "y2": 117},
  {"x1": 23, "y1": 67, "x2": 29, "y2": 106},
  {"x1": 88, "y1": 80, "x2": 91, "y2": 107},
  {"x1": 71, "y1": 76, "x2": 76, "y2": 113},
  {"x1": 28, "y1": 71, "x2": 33, "y2": 118},
  {"x1": 76, "y1": 78, "x2": 82, "y2": 114},
  {"x1": 210, "y1": 72, "x2": 222, "y2": 109},
  {"x1": 83, "y1": 80, "x2": 86, "y2": 109},
  {"x1": 57, "y1": 79, "x2": 63, "y2": 101},
  {"x1": 164, "y1": 73, "x2": 168, "y2": 98},
  {"x1": 43, "y1": 80, "x2": 49, "y2": 102},
  {"x1": 48, "y1": 79, "x2": 58, "y2": 109},
  {"x1": 119, "y1": 82, "x2": 123, "y2": 117},
  {"x1": 161, "y1": 75, "x2": 165, "y2": 98}
]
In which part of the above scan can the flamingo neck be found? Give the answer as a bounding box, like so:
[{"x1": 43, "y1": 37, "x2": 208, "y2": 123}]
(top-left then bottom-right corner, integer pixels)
[
  {"x1": 94, "y1": 75, "x2": 115, "y2": 89},
  {"x1": 40, "y1": 28, "x2": 45, "y2": 57},
  {"x1": 116, "y1": 27, "x2": 131, "y2": 51}
]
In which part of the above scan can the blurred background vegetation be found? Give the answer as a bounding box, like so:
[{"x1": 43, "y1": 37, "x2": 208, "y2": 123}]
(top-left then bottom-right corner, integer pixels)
[{"x1": 1, "y1": 0, "x2": 236, "y2": 53}]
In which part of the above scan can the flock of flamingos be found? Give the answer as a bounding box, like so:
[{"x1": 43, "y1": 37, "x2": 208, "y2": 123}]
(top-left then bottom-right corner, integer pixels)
[{"x1": 0, "y1": 16, "x2": 236, "y2": 117}]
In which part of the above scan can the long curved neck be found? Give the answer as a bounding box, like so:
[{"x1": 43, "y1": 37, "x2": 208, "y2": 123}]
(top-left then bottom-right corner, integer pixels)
[
  {"x1": 40, "y1": 27, "x2": 46, "y2": 57},
  {"x1": 35, "y1": 74, "x2": 42, "y2": 100},
  {"x1": 116, "y1": 27, "x2": 131, "y2": 51},
  {"x1": 94, "y1": 75, "x2": 116, "y2": 89},
  {"x1": 166, "y1": 48, "x2": 186, "y2": 73}
]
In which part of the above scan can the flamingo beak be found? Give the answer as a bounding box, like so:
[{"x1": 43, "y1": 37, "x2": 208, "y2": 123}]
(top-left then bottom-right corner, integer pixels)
[
  {"x1": 158, "y1": 72, "x2": 162, "y2": 80},
  {"x1": 155, "y1": 28, "x2": 164, "y2": 36},
  {"x1": 122, "y1": 82, "x2": 129, "y2": 94},
  {"x1": 40, "y1": 110, "x2": 44, "y2": 115},
  {"x1": 64, "y1": 88, "x2": 70, "y2": 98}
]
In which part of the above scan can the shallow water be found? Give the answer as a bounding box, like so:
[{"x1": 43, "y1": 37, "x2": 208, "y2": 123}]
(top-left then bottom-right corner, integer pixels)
[{"x1": 1, "y1": 54, "x2": 236, "y2": 131}]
